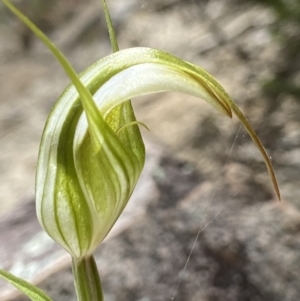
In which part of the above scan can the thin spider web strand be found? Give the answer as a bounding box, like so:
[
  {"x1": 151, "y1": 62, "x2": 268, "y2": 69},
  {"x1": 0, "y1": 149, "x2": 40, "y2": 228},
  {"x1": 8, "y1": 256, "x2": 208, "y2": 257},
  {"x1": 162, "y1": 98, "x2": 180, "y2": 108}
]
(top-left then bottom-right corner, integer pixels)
[
  {"x1": 170, "y1": 124, "x2": 242, "y2": 300},
  {"x1": 170, "y1": 206, "x2": 222, "y2": 301}
]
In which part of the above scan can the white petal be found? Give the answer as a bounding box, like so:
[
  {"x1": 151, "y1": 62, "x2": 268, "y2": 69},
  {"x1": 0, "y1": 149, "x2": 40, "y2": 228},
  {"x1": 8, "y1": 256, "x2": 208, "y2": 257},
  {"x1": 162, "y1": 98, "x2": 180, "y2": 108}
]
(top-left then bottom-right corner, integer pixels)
[{"x1": 75, "y1": 63, "x2": 227, "y2": 144}]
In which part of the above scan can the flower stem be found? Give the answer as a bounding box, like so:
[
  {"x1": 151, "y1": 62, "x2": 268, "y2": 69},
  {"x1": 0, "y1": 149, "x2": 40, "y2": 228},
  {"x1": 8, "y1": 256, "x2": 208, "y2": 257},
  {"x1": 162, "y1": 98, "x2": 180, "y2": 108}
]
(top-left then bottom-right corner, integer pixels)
[{"x1": 72, "y1": 256, "x2": 104, "y2": 301}]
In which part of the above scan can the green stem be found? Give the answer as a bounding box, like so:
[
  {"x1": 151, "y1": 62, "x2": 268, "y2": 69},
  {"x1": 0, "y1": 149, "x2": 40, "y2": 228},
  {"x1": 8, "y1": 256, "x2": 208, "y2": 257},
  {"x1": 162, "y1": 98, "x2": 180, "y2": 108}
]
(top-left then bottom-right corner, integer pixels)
[{"x1": 72, "y1": 256, "x2": 104, "y2": 301}]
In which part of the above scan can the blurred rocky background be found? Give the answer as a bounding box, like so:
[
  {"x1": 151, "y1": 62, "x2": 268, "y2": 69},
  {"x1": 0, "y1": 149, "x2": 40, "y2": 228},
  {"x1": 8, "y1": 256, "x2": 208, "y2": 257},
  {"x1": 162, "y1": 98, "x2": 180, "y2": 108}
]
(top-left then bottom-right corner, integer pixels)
[{"x1": 0, "y1": 0, "x2": 299, "y2": 300}]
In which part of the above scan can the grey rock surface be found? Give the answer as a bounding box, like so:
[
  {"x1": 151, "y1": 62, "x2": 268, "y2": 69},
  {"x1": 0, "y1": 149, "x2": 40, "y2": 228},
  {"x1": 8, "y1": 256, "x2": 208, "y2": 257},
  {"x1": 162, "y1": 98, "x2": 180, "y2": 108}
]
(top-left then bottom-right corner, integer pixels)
[{"x1": 0, "y1": 0, "x2": 299, "y2": 300}]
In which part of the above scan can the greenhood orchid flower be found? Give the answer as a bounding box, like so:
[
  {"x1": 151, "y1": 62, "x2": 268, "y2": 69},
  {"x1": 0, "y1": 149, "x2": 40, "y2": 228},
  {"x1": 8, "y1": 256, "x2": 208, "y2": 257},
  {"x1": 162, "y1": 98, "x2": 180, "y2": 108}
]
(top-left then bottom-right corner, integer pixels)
[
  {"x1": 2, "y1": 0, "x2": 280, "y2": 261},
  {"x1": 35, "y1": 47, "x2": 280, "y2": 259}
]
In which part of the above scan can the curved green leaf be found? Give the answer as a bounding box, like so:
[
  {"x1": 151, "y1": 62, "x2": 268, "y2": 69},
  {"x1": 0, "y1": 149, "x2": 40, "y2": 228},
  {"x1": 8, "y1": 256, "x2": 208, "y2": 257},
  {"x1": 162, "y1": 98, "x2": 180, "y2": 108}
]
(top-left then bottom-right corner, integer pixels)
[{"x1": 0, "y1": 269, "x2": 53, "y2": 301}]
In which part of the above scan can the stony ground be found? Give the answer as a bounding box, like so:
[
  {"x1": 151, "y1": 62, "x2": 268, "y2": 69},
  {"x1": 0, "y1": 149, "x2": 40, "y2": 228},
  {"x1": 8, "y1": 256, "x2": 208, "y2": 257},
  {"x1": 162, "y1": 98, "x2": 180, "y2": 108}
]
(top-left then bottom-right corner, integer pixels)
[{"x1": 0, "y1": 0, "x2": 299, "y2": 300}]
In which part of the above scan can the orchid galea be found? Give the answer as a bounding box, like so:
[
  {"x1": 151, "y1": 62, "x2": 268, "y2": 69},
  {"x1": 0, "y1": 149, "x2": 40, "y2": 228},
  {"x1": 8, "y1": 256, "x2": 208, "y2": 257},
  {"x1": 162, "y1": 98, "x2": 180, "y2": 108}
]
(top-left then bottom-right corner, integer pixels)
[{"x1": 0, "y1": 1, "x2": 280, "y2": 300}]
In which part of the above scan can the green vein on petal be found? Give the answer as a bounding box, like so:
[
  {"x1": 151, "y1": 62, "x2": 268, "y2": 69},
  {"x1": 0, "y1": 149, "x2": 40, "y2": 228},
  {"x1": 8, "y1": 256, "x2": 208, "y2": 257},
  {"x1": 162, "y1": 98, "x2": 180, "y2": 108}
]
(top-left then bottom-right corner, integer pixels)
[{"x1": 78, "y1": 48, "x2": 280, "y2": 200}]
